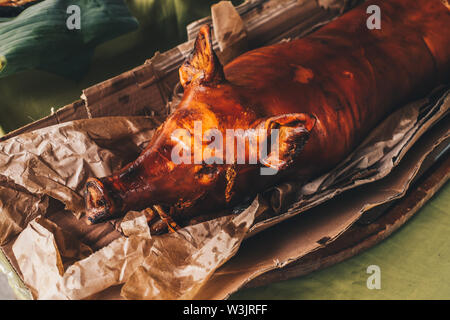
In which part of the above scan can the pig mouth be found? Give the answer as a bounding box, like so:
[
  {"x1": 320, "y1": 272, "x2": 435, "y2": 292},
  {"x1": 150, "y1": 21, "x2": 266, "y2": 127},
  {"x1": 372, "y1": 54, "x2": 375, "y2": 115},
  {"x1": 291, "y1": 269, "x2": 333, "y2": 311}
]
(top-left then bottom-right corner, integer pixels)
[{"x1": 85, "y1": 177, "x2": 121, "y2": 224}]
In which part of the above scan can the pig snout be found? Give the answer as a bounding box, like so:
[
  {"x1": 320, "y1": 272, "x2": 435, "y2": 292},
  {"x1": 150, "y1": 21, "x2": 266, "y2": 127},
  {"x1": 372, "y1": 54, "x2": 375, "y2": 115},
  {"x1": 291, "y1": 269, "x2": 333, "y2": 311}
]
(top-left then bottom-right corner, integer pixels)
[{"x1": 85, "y1": 177, "x2": 123, "y2": 224}]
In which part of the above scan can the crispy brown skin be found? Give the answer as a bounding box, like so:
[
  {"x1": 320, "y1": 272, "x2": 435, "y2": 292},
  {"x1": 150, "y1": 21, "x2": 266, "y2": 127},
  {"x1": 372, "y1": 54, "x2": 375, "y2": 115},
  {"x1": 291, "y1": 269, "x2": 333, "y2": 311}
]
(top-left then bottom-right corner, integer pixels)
[
  {"x1": 225, "y1": 0, "x2": 450, "y2": 176},
  {"x1": 85, "y1": 0, "x2": 450, "y2": 226}
]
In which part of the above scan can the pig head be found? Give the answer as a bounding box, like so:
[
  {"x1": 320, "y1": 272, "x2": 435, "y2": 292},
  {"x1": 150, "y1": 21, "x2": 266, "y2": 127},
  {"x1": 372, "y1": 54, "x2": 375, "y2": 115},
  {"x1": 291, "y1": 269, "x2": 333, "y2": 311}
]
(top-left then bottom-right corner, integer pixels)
[{"x1": 85, "y1": 25, "x2": 316, "y2": 225}]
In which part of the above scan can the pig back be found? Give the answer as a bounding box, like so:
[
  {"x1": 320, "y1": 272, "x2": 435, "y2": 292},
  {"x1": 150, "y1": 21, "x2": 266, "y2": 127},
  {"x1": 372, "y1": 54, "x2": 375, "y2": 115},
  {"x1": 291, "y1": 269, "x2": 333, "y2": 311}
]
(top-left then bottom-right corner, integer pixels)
[{"x1": 224, "y1": 0, "x2": 450, "y2": 176}]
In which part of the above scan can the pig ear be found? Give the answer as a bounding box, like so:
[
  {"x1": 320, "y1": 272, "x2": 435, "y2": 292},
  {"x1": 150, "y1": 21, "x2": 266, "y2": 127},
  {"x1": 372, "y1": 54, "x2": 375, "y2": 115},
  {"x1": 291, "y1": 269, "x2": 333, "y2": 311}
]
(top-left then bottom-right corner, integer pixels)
[
  {"x1": 179, "y1": 24, "x2": 225, "y2": 88},
  {"x1": 256, "y1": 113, "x2": 316, "y2": 172}
]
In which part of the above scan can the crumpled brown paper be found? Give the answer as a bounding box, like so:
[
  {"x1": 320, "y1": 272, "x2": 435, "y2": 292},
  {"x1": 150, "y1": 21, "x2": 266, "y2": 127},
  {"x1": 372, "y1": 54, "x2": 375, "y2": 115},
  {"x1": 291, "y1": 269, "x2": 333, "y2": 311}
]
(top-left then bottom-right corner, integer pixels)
[
  {"x1": 10, "y1": 197, "x2": 266, "y2": 300},
  {"x1": 0, "y1": 86, "x2": 448, "y2": 300},
  {"x1": 212, "y1": 1, "x2": 248, "y2": 65},
  {"x1": 12, "y1": 211, "x2": 153, "y2": 300},
  {"x1": 0, "y1": 175, "x2": 48, "y2": 245},
  {"x1": 121, "y1": 196, "x2": 268, "y2": 300},
  {"x1": 0, "y1": 116, "x2": 157, "y2": 227}
]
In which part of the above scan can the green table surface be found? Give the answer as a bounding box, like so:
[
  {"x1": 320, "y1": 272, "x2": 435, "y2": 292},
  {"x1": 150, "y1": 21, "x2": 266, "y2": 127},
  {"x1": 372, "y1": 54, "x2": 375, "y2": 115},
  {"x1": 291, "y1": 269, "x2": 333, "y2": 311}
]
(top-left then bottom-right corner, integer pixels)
[
  {"x1": 0, "y1": 0, "x2": 448, "y2": 300},
  {"x1": 231, "y1": 182, "x2": 450, "y2": 300}
]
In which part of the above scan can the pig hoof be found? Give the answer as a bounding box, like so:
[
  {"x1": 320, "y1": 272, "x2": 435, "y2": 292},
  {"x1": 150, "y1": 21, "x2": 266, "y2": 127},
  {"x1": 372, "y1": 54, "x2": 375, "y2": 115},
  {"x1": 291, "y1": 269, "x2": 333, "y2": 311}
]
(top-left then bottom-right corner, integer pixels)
[{"x1": 85, "y1": 177, "x2": 119, "y2": 224}]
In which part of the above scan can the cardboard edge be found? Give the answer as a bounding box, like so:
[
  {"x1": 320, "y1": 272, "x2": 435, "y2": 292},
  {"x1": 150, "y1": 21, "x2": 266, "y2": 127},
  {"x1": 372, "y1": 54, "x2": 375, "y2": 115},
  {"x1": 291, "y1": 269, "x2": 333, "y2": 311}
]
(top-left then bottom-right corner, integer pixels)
[{"x1": 243, "y1": 141, "x2": 450, "y2": 289}]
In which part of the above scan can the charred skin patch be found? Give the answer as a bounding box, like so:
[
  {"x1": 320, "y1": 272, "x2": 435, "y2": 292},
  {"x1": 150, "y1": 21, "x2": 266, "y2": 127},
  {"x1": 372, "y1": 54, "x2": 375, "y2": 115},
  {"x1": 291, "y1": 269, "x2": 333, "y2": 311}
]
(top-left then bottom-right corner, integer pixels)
[
  {"x1": 225, "y1": 165, "x2": 237, "y2": 203},
  {"x1": 195, "y1": 164, "x2": 220, "y2": 184}
]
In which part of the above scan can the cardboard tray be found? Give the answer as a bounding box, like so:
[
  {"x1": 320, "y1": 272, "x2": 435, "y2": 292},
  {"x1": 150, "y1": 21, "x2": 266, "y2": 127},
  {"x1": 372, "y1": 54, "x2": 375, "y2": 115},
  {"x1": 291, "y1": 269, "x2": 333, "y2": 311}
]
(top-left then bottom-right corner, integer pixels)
[{"x1": 244, "y1": 133, "x2": 450, "y2": 289}]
